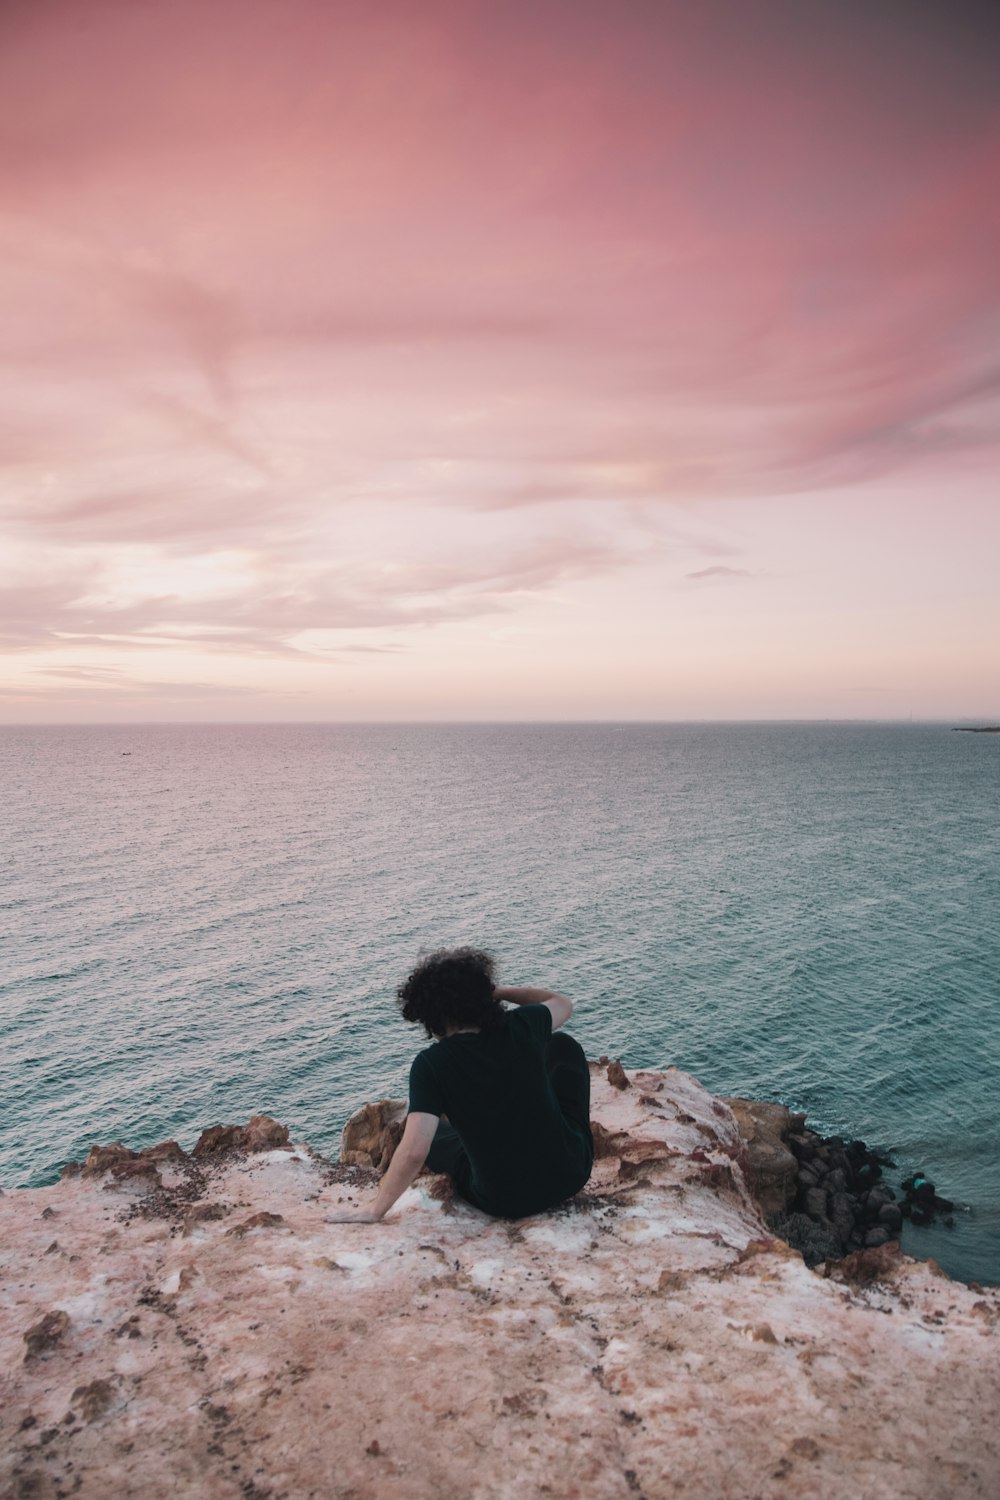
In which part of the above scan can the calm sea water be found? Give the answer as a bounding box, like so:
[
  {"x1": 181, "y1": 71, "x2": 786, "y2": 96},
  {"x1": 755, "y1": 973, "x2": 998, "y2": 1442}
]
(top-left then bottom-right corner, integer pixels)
[{"x1": 2, "y1": 723, "x2": 997, "y2": 1284}]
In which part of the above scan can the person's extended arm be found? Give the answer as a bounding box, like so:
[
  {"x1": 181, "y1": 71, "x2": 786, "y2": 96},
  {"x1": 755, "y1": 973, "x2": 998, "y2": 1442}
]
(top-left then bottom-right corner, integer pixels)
[
  {"x1": 324, "y1": 1111, "x2": 439, "y2": 1224},
  {"x1": 493, "y1": 985, "x2": 574, "y2": 1030}
]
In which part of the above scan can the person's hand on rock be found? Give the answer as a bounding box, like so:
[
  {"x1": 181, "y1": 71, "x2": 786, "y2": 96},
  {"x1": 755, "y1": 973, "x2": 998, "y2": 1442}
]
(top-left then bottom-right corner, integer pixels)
[{"x1": 323, "y1": 1205, "x2": 383, "y2": 1223}]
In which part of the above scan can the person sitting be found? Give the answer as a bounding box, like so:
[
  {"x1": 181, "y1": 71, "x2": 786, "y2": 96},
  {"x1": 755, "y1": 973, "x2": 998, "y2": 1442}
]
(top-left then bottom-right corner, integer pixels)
[{"x1": 325, "y1": 947, "x2": 593, "y2": 1223}]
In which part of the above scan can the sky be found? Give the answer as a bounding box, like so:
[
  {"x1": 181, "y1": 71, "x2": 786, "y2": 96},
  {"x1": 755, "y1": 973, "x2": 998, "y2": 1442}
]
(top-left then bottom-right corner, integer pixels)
[{"x1": 1, "y1": 0, "x2": 998, "y2": 722}]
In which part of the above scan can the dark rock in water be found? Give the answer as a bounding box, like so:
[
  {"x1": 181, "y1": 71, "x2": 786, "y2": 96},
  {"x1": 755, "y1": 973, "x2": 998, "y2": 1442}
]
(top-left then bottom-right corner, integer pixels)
[
  {"x1": 829, "y1": 1192, "x2": 855, "y2": 1246},
  {"x1": 767, "y1": 1211, "x2": 841, "y2": 1268},
  {"x1": 830, "y1": 1152, "x2": 856, "y2": 1188},
  {"x1": 803, "y1": 1185, "x2": 829, "y2": 1222},
  {"x1": 898, "y1": 1171, "x2": 956, "y2": 1229},
  {"x1": 753, "y1": 1113, "x2": 954, "y2": 1269}
]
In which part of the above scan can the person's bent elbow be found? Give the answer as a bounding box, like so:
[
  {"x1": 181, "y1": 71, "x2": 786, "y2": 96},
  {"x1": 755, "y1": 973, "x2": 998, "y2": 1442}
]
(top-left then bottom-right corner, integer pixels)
[{"x1": 544, "y1": 992, "x2": 574, "y2": 1030}]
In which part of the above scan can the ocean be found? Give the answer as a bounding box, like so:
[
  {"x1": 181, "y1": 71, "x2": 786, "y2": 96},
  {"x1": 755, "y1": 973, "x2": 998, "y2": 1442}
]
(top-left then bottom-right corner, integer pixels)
[{"x1": 2, "y1": 722, "x2": 997, "y2": 1284}]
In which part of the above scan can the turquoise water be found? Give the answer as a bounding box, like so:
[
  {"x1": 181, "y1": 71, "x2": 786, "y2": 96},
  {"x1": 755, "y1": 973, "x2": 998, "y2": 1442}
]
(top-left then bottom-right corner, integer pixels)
[{"x1": 2, "y1": 722, "x2": 997, "y2": 1284}]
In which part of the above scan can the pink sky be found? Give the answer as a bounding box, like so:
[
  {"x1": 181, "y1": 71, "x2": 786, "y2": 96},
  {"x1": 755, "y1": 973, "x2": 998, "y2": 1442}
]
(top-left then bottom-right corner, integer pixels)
[{"x1": 1, "y1": 0, "x2": 998, "y2": 721}]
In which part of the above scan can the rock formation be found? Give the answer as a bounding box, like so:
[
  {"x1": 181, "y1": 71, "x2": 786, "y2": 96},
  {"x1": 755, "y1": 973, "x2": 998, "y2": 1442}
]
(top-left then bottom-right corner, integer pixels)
[{"x1": 2, "y1": 1067, "x2": 999, "y2": 1499}]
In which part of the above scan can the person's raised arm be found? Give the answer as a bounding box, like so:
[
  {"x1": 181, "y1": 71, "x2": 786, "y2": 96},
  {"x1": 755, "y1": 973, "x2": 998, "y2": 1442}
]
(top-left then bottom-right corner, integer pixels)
[
  {"x1": 324, "y1": 1110, "x2": 440, "y2": 1224},
  {"x1": 493, "y1": 985, "x2": 574, "y2": 1031}
]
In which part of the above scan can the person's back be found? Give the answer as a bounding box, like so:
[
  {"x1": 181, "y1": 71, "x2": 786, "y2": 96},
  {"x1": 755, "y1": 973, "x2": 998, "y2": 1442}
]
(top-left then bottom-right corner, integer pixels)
[
  {"x1": 324, "y1": 947, "x2": 593, "y2": 1225},
  {"x1": 409, "y1": 1001, "x2": 592, "y2": 1218}
]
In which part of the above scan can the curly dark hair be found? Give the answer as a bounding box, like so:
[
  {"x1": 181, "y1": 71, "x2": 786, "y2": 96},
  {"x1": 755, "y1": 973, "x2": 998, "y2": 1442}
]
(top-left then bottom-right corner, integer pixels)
[{"x1": 396, "y1": 947, "x2": 506, "y2": 1040}]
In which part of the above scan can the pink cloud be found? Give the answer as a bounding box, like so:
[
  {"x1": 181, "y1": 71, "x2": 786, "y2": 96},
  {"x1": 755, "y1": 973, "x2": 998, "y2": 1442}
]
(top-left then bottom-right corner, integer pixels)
[
  {"x1": 1, "y1": 1, "x2": 998, "y2": 714},
  {"x1": 686, "y1": 566, "x2": 751, "y2": 582}
]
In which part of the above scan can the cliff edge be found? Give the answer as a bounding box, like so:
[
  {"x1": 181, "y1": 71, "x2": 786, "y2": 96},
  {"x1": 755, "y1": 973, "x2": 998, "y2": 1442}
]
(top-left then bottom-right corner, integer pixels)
[{"x1": 2, "y1": 1063, "x2": 999, "y2": 1500}]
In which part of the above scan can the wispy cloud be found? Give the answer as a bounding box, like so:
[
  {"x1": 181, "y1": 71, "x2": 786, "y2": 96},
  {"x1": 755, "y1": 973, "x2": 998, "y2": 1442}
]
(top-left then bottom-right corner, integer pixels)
[
  {"x1": 0, "y1": 529, "x2": 635, "y2": 660},
  {"x1": 1, "y1": 1, "x2": 998, "y2": 716}
]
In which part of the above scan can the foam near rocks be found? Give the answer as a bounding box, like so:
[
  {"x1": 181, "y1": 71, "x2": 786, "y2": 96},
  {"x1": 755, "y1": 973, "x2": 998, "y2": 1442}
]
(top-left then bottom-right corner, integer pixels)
[{"x1": 2, "y1": 1076, "x2": 999, "y2": 1499}]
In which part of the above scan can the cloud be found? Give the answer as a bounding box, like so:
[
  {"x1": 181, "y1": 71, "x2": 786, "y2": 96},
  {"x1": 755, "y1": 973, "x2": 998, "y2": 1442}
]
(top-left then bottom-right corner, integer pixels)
[
  {"x1": 1, "y1": 0, "x2": 998, "y2": 711},
  {"x1": 0, "y1": 528, "x2": 633, "y2": 660},
  {"x1": 0, "y1": 676, "x2": 260, "y2": 703},
  {"x1": 2, "y1": 2, "x2": 998, "y2": 512}
]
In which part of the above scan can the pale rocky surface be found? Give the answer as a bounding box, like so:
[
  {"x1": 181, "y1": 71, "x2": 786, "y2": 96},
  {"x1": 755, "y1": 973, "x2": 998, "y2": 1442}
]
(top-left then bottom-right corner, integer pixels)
[{"x1": 2, "y1": 1068, "x2": 999, "y2": 1500}]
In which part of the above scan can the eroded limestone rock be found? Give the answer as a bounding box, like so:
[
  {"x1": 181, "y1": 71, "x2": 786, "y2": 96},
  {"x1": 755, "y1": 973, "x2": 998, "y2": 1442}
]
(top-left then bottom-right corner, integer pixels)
[
  {"x1": 2, "y1": 1065, "x2": 998, "y2": 1500},
  {"x1": 722, "y1": 1096, "x2": 800, "y2": 1218},
  {"x1": 340, "y1": 1097, "x2": 406, "y2": 1171}
]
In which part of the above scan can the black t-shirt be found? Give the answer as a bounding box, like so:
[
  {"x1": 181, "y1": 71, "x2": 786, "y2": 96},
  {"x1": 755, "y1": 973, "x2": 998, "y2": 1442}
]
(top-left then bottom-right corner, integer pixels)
[{"x1": 407, "y1": 1005, "x2": 592, "y2": 1218}]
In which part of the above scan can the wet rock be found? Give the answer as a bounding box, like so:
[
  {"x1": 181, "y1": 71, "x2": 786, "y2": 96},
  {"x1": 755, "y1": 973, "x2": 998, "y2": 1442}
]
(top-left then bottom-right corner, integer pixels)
[
  {"x1": 767, "y1": 1211, "x2": 841, "y2": 1268},
  {"x1": 900, "y1": 1173, "x2": 956, "y2": 1228},
  {"x1": 23, "y1": 1310, "x2": 70, "y2": 1361},
  {"x1": 865, "y1": 1226, "x2": 893, "y2": 1249},
  {"x1": 779, "y1": 1122, "x2": 952, "y2": 1266},
  {"x1": 803, "y1": 1185, "x2": 829, "y2": 1222},
  {"x1": 828, "y1": 1191, "x2": 856, "y2": 1246},
  {"x1": 878, "y1": 1204, "x2": 904, "y2": 1234}
]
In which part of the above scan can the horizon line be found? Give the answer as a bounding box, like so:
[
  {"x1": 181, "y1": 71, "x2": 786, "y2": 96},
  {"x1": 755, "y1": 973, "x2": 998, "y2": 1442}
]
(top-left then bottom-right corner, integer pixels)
[{"x1": 1, "y1": 717, "x2": 997, "y2": 729}]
